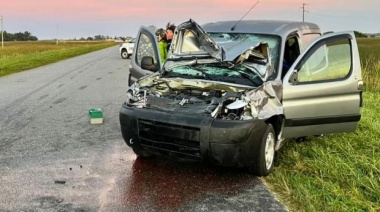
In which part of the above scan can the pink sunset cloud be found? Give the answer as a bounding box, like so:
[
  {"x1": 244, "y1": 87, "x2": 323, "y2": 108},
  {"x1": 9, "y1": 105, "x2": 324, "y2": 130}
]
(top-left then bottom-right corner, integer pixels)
[{"x1": 1, "y1": 0, "x2": 379, "y2": 39}]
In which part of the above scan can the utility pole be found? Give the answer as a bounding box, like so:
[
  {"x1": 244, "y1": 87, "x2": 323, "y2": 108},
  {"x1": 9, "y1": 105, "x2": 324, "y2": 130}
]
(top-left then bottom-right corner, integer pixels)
[
  {"x1": 301, "y1": 3, "x2": 308, "y2": 22},
  {"x1": 56, "y1": 24, "x2": 59, "y2": 45},
  {"x1": 1, "y1": 16, "x2": 3, "y2": 49}
]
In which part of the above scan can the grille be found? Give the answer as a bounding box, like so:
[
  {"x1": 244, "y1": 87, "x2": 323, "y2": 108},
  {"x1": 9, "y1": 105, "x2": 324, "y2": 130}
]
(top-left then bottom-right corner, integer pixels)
[{"x1": 138, "y1": 119, "x2": 201, "y2": 158}]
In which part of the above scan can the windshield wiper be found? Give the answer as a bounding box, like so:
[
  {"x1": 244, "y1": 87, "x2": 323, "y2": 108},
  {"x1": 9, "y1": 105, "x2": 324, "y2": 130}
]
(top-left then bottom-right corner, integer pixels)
[
  {"x1": 189, "y1": 66, "x2": 213, "y2": 80},
  {"x1": 233, "y1": 70, "x2": 260, "y2": 86}
]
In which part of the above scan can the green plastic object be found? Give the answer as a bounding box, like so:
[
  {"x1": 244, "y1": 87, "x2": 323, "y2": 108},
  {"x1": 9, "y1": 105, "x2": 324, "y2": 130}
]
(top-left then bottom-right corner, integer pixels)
[{"x1": 89, "y1": 108, "x2": 103, "y2": 124}]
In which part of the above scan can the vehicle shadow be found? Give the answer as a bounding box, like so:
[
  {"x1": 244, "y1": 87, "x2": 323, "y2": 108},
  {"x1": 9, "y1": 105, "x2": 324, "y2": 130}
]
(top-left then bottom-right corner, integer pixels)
[{"x1": 121, "y1": 156, "x2": 260, "y2": 211}]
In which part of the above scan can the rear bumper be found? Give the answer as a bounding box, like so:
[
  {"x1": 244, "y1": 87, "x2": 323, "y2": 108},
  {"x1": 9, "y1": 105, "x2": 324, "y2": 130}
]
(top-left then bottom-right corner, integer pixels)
[{"x1": 119, "y1": 104, "x2": 267, "y2": 167}]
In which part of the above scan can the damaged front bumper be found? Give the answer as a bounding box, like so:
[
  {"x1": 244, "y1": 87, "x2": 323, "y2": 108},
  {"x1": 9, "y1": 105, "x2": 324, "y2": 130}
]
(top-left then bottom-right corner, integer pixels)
[{"x1": 120, "y1": 104, "x2": 268, "y2": 167}]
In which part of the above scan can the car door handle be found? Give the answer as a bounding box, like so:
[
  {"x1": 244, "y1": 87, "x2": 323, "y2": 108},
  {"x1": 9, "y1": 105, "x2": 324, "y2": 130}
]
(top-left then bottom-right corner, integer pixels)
[{"x1": 357, "y1": 80, "x2": 363, "y2": 90}]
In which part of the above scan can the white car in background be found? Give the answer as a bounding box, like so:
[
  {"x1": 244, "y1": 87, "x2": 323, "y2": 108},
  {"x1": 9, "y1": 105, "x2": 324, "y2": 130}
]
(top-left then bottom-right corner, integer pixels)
[{"x1": 119, "y1": 38, "x2": 135, "y2": 59}]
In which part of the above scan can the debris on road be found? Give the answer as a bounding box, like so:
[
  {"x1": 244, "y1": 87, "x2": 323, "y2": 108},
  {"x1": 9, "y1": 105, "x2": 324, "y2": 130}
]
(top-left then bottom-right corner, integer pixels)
[{"x1": 89, "y1": 108, "x2": 103, "y2": 124}]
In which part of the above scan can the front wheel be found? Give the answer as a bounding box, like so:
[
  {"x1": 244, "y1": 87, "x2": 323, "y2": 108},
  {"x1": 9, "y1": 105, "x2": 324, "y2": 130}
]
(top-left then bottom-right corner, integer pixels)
[
  {"x1": 121, "y1": 50, "x2": 129, "y2": 59},
  {"x1": 248, "y1": 124, "x2": 276, "y2": 176},
  {"x1": 132, "y1": 145, "x2": 153, "y2": 158}
]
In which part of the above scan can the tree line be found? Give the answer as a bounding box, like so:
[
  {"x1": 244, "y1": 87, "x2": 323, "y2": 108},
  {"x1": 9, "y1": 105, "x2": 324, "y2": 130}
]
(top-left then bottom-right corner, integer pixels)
[
  {"x1": 324, "y1": 30, "x2": 371, "y2": 38},
  {"x1": 1, "y1": 31, "x2": 38, "y2": 41}
]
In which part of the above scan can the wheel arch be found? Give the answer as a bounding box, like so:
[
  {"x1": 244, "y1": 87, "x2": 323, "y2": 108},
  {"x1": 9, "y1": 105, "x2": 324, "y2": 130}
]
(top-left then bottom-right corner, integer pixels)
[{"x1": 265, "y1": 115, "x2": 284, "y2": 141}]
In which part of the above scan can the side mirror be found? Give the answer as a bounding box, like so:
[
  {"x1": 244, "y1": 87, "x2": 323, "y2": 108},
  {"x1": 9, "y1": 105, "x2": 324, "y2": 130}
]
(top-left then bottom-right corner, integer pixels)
[
  {"x1": 289, "y1": 71, "x2": 298, "y2": 85},
  {"x1": 141, "y1": 56, "x2": 157, "y2": 71}
]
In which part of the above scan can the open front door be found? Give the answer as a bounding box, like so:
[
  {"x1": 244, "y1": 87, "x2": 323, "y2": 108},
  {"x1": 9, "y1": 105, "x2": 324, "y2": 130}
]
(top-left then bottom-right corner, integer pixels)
[
  {"x1": 129, "y1": 26, "x2": 162, "y2": 85},
  {"x1": 282, "y1": 32, "x2": 363, "y2": 138}
]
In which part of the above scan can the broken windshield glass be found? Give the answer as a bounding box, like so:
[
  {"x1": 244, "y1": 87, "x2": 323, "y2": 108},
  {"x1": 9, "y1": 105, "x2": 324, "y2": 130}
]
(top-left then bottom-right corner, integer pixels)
[
  {"x1": 164, "y1": 63, "x2": 263, "y2": 87},
  {"x1": 208, "y1": 33, "x2": 280, "y2": 76}
]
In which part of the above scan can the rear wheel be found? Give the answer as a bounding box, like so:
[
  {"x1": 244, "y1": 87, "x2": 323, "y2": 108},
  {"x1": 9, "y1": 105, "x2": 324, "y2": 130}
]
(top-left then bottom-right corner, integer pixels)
[
  {"x1": 121, "y1": 50, "x2": 129, "y2": 59},
  {"x1": 248, "y1": 124, "x2": 276, "y2": 176}
]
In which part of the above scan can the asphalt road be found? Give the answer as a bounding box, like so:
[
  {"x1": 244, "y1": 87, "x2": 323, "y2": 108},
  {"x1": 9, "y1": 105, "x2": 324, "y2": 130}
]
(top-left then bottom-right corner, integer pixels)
[{"x1": 0, "y1": 46, "x2": 287, "y2": 212}]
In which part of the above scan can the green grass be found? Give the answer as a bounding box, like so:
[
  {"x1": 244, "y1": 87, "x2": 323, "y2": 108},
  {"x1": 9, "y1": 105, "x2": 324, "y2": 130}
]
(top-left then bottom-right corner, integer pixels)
[{"x1": 0, "y1": 41, "x2": 116, "y2": 77}]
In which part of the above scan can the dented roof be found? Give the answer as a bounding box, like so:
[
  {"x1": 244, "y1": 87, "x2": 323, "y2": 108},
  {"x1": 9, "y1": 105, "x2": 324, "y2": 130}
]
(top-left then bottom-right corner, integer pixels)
[{"x1": 202, "y1": 20, "x2": 321, "y2": 38}]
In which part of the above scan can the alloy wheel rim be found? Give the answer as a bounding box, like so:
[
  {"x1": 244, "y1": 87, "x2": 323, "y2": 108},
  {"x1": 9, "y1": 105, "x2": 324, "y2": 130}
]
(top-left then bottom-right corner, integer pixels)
[{"x1": 265, "y1": 132, "x2": 275, "y2": 170}]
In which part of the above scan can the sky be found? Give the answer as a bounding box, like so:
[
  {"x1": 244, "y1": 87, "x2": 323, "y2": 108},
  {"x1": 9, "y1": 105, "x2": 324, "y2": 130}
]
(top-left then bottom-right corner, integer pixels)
[{"x1": 0, "y1": 0, "x2": 379, "y2": 40}]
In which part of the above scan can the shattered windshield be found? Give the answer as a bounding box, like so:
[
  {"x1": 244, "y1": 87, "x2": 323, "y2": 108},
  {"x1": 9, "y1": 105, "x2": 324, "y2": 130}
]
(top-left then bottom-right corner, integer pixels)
[
  {"x1": 164, "y1": 63, "x2": 263, "y2": 87},
  {"x1": 207, "y1": 33, "x2": 280, "y2": 77}
]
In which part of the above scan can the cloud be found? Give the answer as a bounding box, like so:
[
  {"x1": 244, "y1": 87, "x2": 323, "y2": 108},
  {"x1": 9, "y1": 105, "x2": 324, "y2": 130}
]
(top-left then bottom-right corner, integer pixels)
[{"x1": 1, "y1": 0, "x2": 379, "y2": 39}]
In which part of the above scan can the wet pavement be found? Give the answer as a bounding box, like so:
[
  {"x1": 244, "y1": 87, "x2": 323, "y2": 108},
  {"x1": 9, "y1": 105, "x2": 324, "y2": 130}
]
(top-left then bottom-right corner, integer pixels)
[
  {"x1": 0, "y1": 46, "x2": 286, "y2": 211},
  {"x1": 120, "y1": 157, "x2": 285, "y2": 211}
]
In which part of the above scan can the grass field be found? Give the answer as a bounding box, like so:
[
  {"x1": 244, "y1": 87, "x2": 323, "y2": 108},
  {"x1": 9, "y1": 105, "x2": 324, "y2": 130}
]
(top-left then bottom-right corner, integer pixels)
[
  {"x1": 357, "y1": 38, "x2": 380, "y2": 92},
  {"x1": 265, "y1": 37, "x2": 380, "y2": 212},
  {"x1": 0, "y1": 41, "x2": 117, "y2": 77}
]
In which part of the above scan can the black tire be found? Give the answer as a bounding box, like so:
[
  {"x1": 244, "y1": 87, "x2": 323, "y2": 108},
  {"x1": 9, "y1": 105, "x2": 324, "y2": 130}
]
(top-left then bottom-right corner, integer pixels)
[
  {"x1": 248, "y1": 124, "x2": 276, "y2": 176},
  {"x1": 128, "y1": 74, "x2": 132, "y2": 87},
  {"x1": 121, "y1": 50, "x2": 128, "y2": 59},
  {"x1": 132, "y1": 145, "x2": 153, "y2": 158}
]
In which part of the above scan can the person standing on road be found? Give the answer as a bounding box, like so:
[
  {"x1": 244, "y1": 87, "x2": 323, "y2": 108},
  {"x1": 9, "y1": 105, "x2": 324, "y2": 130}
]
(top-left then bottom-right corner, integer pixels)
[
  {"x1": 155, "y1": 28, "x2": 168, "y2": 63},
  {"x1": 166, "y1": 22, "x2": 176, "y2": 52}
]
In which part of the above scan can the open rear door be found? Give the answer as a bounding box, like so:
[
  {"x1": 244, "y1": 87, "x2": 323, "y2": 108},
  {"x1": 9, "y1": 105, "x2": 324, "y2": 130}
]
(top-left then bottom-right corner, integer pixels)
[{"x1": 282, "y1": 32, "x2": 363, "y2": 138}]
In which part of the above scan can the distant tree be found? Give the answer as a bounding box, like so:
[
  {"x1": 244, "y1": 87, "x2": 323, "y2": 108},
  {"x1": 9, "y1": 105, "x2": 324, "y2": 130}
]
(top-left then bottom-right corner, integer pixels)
[
  {"x1": 86, "y1": 37, "x2": 94, "y2": 41},
  {"x1": 24, "y1": 31, "x2": 31, "y2": 39},
  {"x1": 323, "y1": 31, "x2": 334, "y2": 35},
  {"x1": 3, "y1": 31, "x2": 14, "y2": 41},
  {"x1": 3, "y1": 31, "x2": 38, "y2": 41},
  {"x1": 354, "y1": 31, "x2": 368, "y2": 38},
  {"x1": 29, "y1": 36, "x2": 38, "y2": 41},
  {"x1": 94, "y1": 35, "x2": 105, "y2": 40},
  {"x1": 14, "y1": 32, "x2": 25, "y2": 40}
]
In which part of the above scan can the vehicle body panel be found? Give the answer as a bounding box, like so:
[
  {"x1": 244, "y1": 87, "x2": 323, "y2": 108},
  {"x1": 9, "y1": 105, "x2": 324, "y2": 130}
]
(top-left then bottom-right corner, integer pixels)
[
  {"x1": 129, "y1": 27, "x2": 162, "y2": 84},
  {"x1": 120, "y1": 104, "x2": 267, "y2": 167},
  {"x1": 282, "y1": 31, "x2": 362, "y2": 138}
]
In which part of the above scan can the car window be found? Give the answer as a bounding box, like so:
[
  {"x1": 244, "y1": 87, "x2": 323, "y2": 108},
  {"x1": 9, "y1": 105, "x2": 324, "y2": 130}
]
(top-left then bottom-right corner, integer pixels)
[
  {"x1": 297, "y1": 38, "x2": 351, "y2": 82},
  {"x1": 136, "y1": 33, "x2": 157, "y2": 66}
]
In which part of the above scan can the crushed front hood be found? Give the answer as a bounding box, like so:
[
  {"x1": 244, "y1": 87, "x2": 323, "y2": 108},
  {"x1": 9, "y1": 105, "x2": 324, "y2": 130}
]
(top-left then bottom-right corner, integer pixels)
[{"x1": 127, "y1": 74, "x2": 283, "y2": 120}]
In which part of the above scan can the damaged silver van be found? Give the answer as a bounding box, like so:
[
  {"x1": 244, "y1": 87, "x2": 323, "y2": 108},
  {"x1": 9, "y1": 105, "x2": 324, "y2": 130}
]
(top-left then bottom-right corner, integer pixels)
[{"x1": 119, "y1": 19, "x2": 363, "y2": 176}]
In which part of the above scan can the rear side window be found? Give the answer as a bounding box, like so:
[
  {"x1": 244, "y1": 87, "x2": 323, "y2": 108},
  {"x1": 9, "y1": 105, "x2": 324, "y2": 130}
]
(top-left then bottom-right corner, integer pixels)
[{"x1": 297, "y1": 38, "x2": 351, "y2": 83}]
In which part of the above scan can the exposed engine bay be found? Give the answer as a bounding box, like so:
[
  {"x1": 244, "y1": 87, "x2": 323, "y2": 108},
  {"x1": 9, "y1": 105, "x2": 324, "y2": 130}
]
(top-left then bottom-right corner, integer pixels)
[{"x1": 125, "y1": 75, "x2": 284, "y2": 121}]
